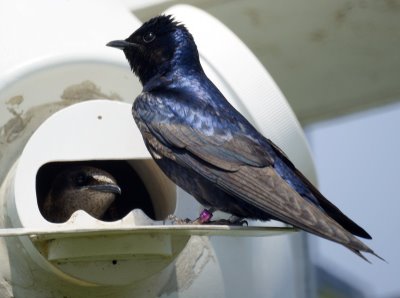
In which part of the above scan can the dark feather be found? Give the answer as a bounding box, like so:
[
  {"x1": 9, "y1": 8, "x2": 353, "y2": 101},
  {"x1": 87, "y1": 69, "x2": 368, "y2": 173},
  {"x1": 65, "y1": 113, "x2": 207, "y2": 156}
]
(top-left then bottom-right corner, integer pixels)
[{"x1": 268, "y1": 140, "x2": 372, "y2": 239}]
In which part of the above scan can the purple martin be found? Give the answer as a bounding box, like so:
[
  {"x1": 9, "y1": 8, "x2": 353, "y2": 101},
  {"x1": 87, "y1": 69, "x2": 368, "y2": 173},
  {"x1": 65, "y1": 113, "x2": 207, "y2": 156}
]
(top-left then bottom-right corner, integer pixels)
[
  {"x1": 42, "y1": 166, "x2": 121, "y2": 223},
  {"x1": 107, "y1": 15, "x2": 382, "y2": 261}
]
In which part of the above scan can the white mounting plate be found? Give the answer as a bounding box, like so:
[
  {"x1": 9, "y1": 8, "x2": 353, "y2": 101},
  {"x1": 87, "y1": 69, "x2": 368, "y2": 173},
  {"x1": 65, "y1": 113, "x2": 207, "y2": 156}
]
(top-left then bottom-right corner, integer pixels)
[
  {"x1": 0, "y1": 225, "x2": 296, "y2": 264},
  {"x1": 0, "y1": 225, "x2": 296, "y2": 240}
]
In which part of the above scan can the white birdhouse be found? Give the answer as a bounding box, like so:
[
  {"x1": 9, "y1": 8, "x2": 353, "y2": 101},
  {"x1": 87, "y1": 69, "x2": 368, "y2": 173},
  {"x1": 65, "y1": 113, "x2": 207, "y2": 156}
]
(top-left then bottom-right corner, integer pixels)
[{"x1": 0, "y1": 1, "x2": 316, "y2": 297}]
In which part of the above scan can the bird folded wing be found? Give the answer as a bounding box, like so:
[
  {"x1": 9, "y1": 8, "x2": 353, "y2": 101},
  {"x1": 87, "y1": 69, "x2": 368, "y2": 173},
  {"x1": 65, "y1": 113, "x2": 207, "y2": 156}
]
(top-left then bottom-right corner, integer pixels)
[
  {"x1": 150, "y1": 121, "x2": 273, "y2": 171},
  {"x1": 267, "y1": 138, "x2": 372, "y2": 239},
  {"x1": 180, "y1": 154, "x2": 373, "y2": 253}
]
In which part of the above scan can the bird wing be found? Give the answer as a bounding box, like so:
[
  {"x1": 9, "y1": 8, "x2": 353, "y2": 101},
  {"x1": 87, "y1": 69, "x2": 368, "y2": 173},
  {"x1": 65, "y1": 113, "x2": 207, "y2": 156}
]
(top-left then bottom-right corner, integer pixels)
[
  {"x1": 156, "y1": 123, "x2": 273, "y2": 171},
  {"x1": 171, "y1": 145, "x2": 371, "y2": 252},
  {"x1": 134, "y1": 93, "x2": 273, "y2": 171},
  {"x1": 267, "y1": 139, "x2": 372, "y2": 239},
  {"x1": 219, "y1": 166, "x2": 371, "y2": 250},
  {"x1": 134, "y1": 93, "x2": 374, "y2": 255}
]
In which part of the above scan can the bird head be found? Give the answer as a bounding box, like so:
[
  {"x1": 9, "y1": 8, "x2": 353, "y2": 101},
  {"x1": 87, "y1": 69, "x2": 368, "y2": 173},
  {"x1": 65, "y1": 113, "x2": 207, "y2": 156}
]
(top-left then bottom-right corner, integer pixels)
[
  {"x1": 42, "y1": 166, "x2": 121, "y2": 223},
  {"x1": 107, "y1": 15, "x2": 201, "y2": 86},
  {"x1": 60, "y1": 166, "x2": 121, "y2": 196}
]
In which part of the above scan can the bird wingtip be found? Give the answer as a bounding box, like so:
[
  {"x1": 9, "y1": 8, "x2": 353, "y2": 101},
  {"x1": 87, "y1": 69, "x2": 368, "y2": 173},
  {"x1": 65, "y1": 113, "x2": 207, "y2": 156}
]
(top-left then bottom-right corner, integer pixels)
[{"x1": 352, "y1": 249, "x2": 386, "y2": 264}]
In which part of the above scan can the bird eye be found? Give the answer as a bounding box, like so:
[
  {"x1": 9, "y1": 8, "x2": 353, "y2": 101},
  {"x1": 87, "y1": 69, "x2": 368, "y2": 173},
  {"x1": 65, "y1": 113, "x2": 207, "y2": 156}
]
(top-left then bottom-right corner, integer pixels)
[
  {"x1": 74, "y1": 173, "x2": 88, "y2": 186},
  {"x1": 143, "y1": 32, "x2": 155, "y2": 43}
]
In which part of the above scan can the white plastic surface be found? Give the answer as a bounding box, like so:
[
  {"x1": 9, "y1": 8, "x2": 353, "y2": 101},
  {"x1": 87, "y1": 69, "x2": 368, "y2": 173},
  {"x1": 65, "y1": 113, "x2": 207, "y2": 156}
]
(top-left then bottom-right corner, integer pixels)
[
  {"x1": 0, "y1": 0, "x2": 138, "y2": 76},
  {"x1": 4, "y1": 100, "x2": 180, "y2": 286},
  {"x1": 10, "y1": 100, "x2": 168, "y2": 229}
]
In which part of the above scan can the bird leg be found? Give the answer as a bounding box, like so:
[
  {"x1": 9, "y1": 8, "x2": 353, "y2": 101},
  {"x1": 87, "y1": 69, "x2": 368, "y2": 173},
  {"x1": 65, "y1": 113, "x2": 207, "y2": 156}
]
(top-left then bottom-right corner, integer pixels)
[{"x1": 198, "y1": 208, "x2": 214, "y2": 223}]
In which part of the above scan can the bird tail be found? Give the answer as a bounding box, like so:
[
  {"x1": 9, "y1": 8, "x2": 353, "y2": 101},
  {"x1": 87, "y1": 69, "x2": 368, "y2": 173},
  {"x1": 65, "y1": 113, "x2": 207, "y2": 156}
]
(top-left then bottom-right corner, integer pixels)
[{"x1": 350, "y1": 248, "x2": 386, "y2": 263}]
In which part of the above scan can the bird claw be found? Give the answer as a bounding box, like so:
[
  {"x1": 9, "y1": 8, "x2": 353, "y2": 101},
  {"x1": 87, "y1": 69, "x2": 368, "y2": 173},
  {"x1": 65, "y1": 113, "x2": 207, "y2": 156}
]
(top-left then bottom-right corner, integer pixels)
[{"x1": 167, "y1": 214, "x2": 192, "y2": 225}]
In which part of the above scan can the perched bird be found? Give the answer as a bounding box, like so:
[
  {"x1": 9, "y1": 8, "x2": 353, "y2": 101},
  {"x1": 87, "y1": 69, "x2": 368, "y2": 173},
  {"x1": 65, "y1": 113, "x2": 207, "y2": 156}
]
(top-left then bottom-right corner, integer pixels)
[
  {"x1": 107, "y1": 15, "x2": 382, "y2": 261},
  {"x1": 42, "y1": 166, "x2": 121, "y2": 223}
]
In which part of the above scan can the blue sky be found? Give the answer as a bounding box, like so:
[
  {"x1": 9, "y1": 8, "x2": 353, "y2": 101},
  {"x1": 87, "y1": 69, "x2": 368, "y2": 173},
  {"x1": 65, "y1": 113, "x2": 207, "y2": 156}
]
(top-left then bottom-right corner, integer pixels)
[{"x1": 305, "y1": 102, "x2": 400, "y2": 297}]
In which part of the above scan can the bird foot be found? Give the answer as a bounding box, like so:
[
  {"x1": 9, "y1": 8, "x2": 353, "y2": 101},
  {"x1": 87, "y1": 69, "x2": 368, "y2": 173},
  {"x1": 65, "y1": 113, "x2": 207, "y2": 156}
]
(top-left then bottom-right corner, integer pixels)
[
  {"x1": 167, "y1": 211, "x2": 247, "y2": 226},
  {"x1": 167, "y1": 209, "x2": 214, "y2": 225},
  {"x1": 167, "y1": 214, "x2": 193, "y2": 225},
  {"x1": 198, "y1": 208, "x2": 213, "y2": 223}
]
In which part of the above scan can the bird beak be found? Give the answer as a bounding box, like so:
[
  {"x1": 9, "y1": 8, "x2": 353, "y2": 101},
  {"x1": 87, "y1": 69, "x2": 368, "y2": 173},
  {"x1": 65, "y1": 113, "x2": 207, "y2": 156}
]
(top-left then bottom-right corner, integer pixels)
[
  {"x1": 87, "y1": 184, "x2": 122, "y2": 195},
  {"x1": 106, "y1": 40, "x2": 139, "y2": 50}
]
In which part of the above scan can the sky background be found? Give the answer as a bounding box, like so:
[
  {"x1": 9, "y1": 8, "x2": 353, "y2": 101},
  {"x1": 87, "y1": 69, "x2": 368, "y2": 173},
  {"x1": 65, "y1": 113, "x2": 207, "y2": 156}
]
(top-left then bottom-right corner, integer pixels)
[{"x1": 305, "y1": 102, "x2": 400, "y2": 297}]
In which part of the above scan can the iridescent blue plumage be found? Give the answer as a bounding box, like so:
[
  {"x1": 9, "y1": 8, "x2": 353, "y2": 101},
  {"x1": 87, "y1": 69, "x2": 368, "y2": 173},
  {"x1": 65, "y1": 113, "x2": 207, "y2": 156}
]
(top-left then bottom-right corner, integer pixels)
[{"x1": 107, "y1": 15, "x2": 383, "y2": 262}]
